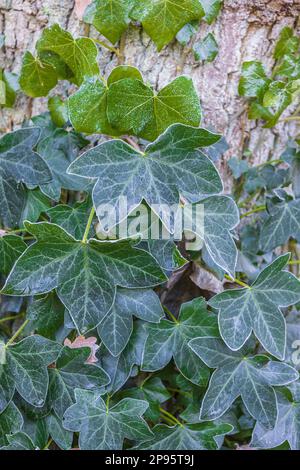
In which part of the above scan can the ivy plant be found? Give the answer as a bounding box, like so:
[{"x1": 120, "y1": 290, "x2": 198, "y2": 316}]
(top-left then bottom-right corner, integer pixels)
[{"x1": 0, "y1": 20, "x2": 300, "y2": 453}]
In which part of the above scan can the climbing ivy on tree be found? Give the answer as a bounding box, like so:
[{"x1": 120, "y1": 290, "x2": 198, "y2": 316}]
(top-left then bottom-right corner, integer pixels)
[{"x1": 0, "y1": 17, "x2": 300, "y2": 453}]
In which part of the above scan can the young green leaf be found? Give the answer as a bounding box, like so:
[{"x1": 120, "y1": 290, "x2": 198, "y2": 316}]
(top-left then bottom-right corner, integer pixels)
[
  {"x1": 142, "y1": 298, "x2": 219, "y2": 385},
  {"x1": 63, "y1": 389, "x2": 152, "y2": 450},
  {"x1": 19, "y1": 52, "x2": 58, "y2": 98},
  {"x1": 136, "y1": 422, "x2": 232, "y2": 450},
  {"x1": 131, "y1": 0, "x2": 204, "y2": 51},
  {"x1": 36, "y1": 24, "x2": 99, "y2": 86},
  {"x1": 199, "y1": 0, "x2": 222, "y2": 24},
  {"x1": 0, "y1": 70, "x2": 19, "y2": 108},
  {"x1": 2, "y1": 222, "x2": 167, "y2": 333},
  {"x1": 209, "y1": 254, "x2": 300, "y2": 359},
  {"x1": 98, "y1": 288, "x2": 163, "y2": 356},
  {"x1": 107, "y1": 76, "x2": 201, "y2": 140},
  {"x1": 189, "y1": 337, "x2": 299, "y2": 428},
  {"x1": 107, "y1": 65, "x2": 143, "y2": 86},
  {"x1": 238, "y1": 61, "x2": 270, "y2": 99},
  {"x1": 48, "y1": 346, "x2": 110, "y2": 418},
  {"x1": 68, "y1": 124, "x2": 222, "y2": 233},
  {"x1": 273, "y1": 27, "x2": 299, "y2": 60},
  {"x1": 84, "y1": 0, "x2": 134, "y2": 44}
]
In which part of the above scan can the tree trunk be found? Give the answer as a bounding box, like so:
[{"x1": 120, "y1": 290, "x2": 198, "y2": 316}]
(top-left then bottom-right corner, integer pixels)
[{"x1": 1, "y1": 0, "x2": 300, "y2": 189}]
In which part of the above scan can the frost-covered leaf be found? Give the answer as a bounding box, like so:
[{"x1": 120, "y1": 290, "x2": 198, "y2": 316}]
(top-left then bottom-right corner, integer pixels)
[
  {"x1": 189, "y1": 336, "x2": 299, "y2": 428},
  {"x1": 142, "y1": 298, "x2": 219, "y2": 385},
  {"x1": 20, "y1": 189, "x2": 51, "y2": 225},
  {"x1": 48, "y1": 345, "x2": 109, "y2": 418},
  {"x1": 0, "y1": 402, "x2": 23, "y2": 447},
  {"x1": 251, "y1": 387, "x2": 300, "y2": 449},
  {"x1": 84, "y1": 0, "x2": 133, "y2": 44},
  {"x1": 63, "y1": 389, "x2": 152, "y2": 450},
  {"x1": 136, "y1": 422, "x2": 232, "y2": 450},
  {"x1": 193, "y1": 33, "x2": 218, "y2": 62},
  {"x1": 47, "y1": 198, "x2": 94, "y2": 240},
  {"x1": 107, "y1": 76, "x2": 201, "y2": 141},
  {"x1": 0, "y1": 128, "x2": 52, "y2": 227},
  {"x1": 19, "y1": 52, "x2": 58, "y2": 98},
  {"x1": 260, "y1": 198, "x2": 300, "y2": 252},
  {"x1": 37, "y1": 127, "x2": 89, "y2": 201},
  {"x1": 98, "y1": 288, "x2": 163, "y2": 356},
  {"x1": 68, "y1": 124, "x2": 222, "y2": 233},
  {"x1": 0, "y1": 235, "x2": 26, "y2": 276},
  {"x1": 0, "y1": 335, "x2": 61, "y2": 410},
  {"x1": 131, "y1": 0, "x2": 204, "y2": 51},
  {"x1": 209, "y1": 254, "x2": 300, "y2": 359},
  {"x1": 2, "y1": 222, "x2": 166, "y2": 333},
  {"x1": 0, "y1": 431, "x2": 35, "y2": 450},
  {"x1": 46, "y1": 413, "x2": 73, "y2": 450},
  {"x1": 36, "y1": 24, "x2": 99, "y2": 85}
]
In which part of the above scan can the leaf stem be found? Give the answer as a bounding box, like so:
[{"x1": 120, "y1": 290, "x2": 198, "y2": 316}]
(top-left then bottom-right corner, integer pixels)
[
  {"x1": 0, "y1": 313, "x2": 24, "y2": 325},
  {"x1": 240, "y1": 205, "x2": 266, "y2": 219},
  {"x1": 288, "y1": 260, "x2": 300, "y2": 265},
  {"x1": 254, "y1": 159, "x2": 283, "y2": 168},
  {"x1": 280, "y1": 116, "x2": 300, "y2": 123},
  {"x1": 43, "y1": 438, "x2": 53, "y2": 450},
  {"x1": 224, "y1": 274, "x2": 249, "y2": 289},
  {"x1": 106, "y1": 394, "x2": 111, "y2": 414},
  {"x1": 159, "y1": 408, "x2": 183, "y2": 427},
  {"x1": 93, "y1": 38, "x2": 120, "y2": 56},
  {"x1": 82, "y1": 207, "x2": 96, "y2": 244},
  {"x1": 166, "y1": 310, "x2": 179, "y2": 324},
  {"x1": 5, "y1": 319, "x2": 30, "y2": 347}
]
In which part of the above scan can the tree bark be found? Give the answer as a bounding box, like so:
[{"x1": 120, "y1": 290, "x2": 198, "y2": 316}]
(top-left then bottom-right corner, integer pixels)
[{"x1": 1, "y1": 0, "x2": 300, "y2": 189}]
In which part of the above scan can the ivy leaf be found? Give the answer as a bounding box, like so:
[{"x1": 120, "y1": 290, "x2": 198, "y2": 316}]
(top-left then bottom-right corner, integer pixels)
[
  {"x1": 262, "y1": 81, "x2": 292, "y2": 127},
  {"x1": 138, "y1": 239, "x2": 187, "y2": 275},
  {"x1": 47, "y1": 198, "x2": 95, "y2": 240},
  {"x1": 20, "y1": 188, "x2": 51, "y2": 225},
  {"x1": 0, "y1": 431, "x2": 36, "y2": 450},
  {"x1": 176, "y1": 22, "x2": 198, "y2": 46},
  {"x1": 209, "y1": 254, "x2": 300, "y2": 360},
  {"x1": 46, "y1": 413, "x2": 73, "y2": 450},
  {"x1": 68, "y1": 124, "x2": 222, "y2": 233},
  {"x1": 186, "y1": 195, "x2": 239, "y2": 276},
  {"x1": 48, "y1": 346, "x2": 110, "y2": 419},
  {"x1": 48, "y1": 97, "x2": 68, "y2": 128},
  {"x1": 0, "y1": 70, "x2": 19, "y2": 108},
  {"x1": 0, "y1": 402, "x2": 23, "y2": 446},
  {"x1": 27, "y1": 292, "x2": 65, "y2": 339},
  {"x1": 98, "y1": 288, "x2": 163, "y2": 356},
  {"x1": 107, "y1": 76, "x2": 201, "y2": 141},
  {"x1": 131, "y1": 0, "x2": 204, "y2": 51},
  {"x1": 0, "y1": 335, "x2": 61, "y2": 410},
  {"x1": 251, "y1": 388, "x2": 300, "y2": 450},
  {"x1": 142, "y1": 298, "x2": 219, "y2": 385},
  {"x1": 98, "y1": 321, "x2": 147, "y2": 394},
  {"x1": 200, "y1": 0, "x2": 222, "y2": 24},
  {"x1": 63, "y1": 389, "x2": 152, "y2": 450},
  {"x1": 260, "y1": 198, "x2": 300, "y2": 252},
  {"x1": 107, "y1": 65, "x2": 143, "y2": 86},
  {"x1": 189, "y1": 337, "x2": 299, "y2": 428},
  {"x1": 0, "y1": 235, "x2": 27, "y2": 276},
  {"x1": 136, "y1": 422, "x2": 232, "y2": 450},
  {"x1": 36, "y1": 24, "x2": 99, "y2": 86},
  {"x1": 193, "y1": 33, "x2": 219, "y2": 62},
  {"x1": 2, "y1": 222, "x2": 167, "y2": 333},
  {"x1": 238, "y1": 61, "x2": 270, "y2": 99},
  {"x1": 36, "y1": 127, "x2": 89, "y2": 201},
  {"x1": 0, "y1": 128, "x2": 52, "y2": 227},
  {"x1": 84, "y1": 0, "x2": 133, "y2": 44},
  {"x1": 274, "y1": 27, "x2": 299, "y2": 60},
  {"x1": 19, "y1": 51, "x2": 58, "y2": 98}
]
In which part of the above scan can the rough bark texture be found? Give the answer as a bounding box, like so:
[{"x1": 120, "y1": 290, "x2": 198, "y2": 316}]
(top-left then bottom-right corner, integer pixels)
[{"x1": 0, "y1": 0, "x2": 300, "y2": 190}]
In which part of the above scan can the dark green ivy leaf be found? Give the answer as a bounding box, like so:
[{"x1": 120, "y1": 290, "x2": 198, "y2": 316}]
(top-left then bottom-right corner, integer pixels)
[
  {"x1": 0, "y1": 235, "x2": 26, "y2": 276},
  {"x1": 47, "y1": 198, "x2": 95, "y2": 240},
  {"x1": 46, "y1": 413, "x2": 73, "y2": 450},
  {"x1": 136, "y1": 421, "x2": 232, "y2": 450},
  {"x1": 209, "y1": 254, "x2": 300, "y2": 359},
  {"x1": 189, "y1": 336, "x2": 299, "y2": 428},
  {"x1": 0, "y1": 402, "x2": 23, "y2": 446},
  {"x1": 131, "y1": 0, "x2": 204, "y2": 51},
  {"x1": 63, "y1": 389, "x2": 152, "y2": 450},
  {"x1": 27, "y1": 292, "x2": 65, "y2": 339},
  {"x1": 142, "y1": 298, "x2": 219, "y2": 386},
  {"x1": 48, "y1": 346, "x2": 110, "y2": 419},
  {"x1": 68, "y1": 124, "x2": 222, "y2": 234},
  {"x1": 0, "y1": 431, "x2": 36, "y2": 450},
  {"x1": 2, "y1": 222, "x2": 166, "y2": 333},
  {"x1": 98, "y1": 288, "x2": 163, "y2": 356}
]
